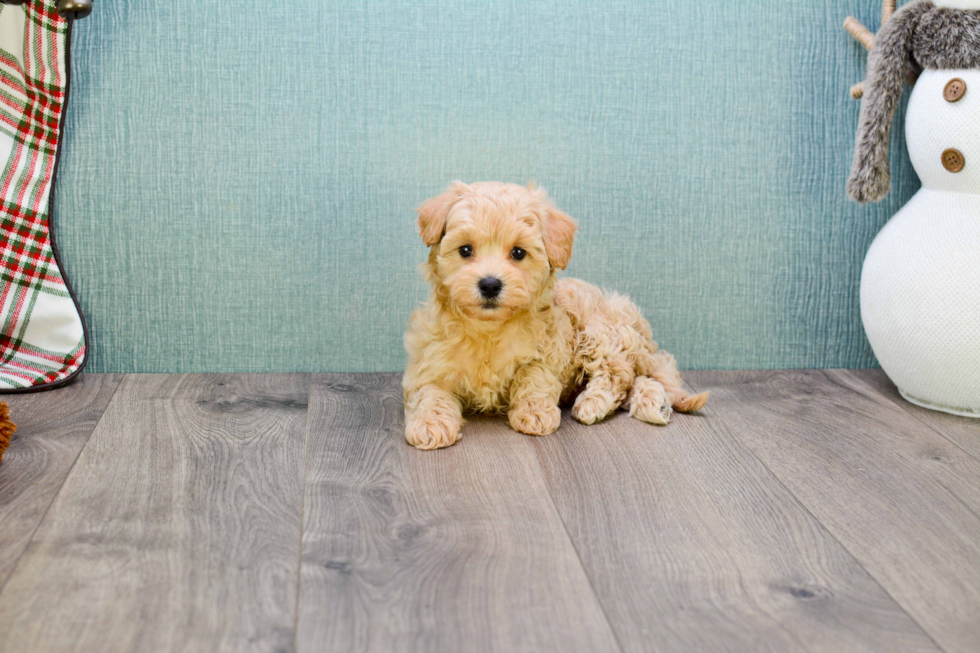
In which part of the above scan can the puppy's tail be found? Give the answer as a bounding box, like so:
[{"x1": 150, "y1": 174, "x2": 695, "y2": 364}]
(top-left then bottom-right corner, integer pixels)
[
  {"x1": 640, "y1": 349, "x2": 708, "y2": 413},
  {"x1": 671, "y1": 389, "x2": 709, "y2": 413}
]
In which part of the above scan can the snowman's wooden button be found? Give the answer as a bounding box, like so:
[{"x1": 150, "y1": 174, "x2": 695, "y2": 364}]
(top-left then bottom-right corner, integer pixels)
[
  {"x1": 944, "y1": 78, "x2": 966, "y2": 102},
  {"x1": 941, "y1": 148, "x2": 965, "y2": 173}
]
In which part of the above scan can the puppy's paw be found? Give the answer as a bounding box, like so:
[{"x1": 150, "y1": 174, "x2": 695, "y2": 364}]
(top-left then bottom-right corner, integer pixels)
[
  {"x1": 509, "y1": 399, "x2": 561, "y2": 436},
  {"x1": 572, "y1": 389, "x2": 616, "y2": 425},
  {"x1": 405, "y1": 409, "x2": 461, "y2": 450},
  {"x1": 627, "y1": 377, "x2": 672, "y2": 426}
]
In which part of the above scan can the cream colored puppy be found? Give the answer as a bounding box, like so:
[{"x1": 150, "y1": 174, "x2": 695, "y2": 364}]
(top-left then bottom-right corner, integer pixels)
[{"x1": 403, "y1": 181, "x2": 707, "y2": 450}]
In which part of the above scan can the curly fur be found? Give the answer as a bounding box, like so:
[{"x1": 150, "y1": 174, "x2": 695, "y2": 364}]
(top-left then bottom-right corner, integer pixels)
[
  {"x1": 0, "y1": 402, "x2": 16, "y2": 463},
  {"x1": 848, "y1": 0, "x2": 980, "y2": 203},
  {"x1": 402, "y1": 182, "x2": 707, "y2": 450}
]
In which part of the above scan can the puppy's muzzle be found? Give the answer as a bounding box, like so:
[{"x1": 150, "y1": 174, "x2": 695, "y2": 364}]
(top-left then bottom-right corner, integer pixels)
[{"x1": 478, "y1": 277, "x2": 503, "y2": 300}]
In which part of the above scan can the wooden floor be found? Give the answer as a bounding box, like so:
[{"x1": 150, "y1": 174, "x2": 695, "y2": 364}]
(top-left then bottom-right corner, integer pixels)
[{"x1": 0, "y1": 371, "x2": 978, "y2": 653}]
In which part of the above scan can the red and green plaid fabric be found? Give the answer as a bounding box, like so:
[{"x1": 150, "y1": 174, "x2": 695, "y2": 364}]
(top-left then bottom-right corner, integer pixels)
[{"x1": 0, "y1": 1, "x2": 84, "y2": 391}]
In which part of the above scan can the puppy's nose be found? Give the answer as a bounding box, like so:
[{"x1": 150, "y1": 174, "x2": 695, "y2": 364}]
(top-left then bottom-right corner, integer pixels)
[{"x1": 478, "y1": 277, "x2": 503, "y2": 299}]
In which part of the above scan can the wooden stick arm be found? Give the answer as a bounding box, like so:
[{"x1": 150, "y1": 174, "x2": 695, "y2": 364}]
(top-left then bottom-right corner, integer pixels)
[
  {"x1": 882, "y1": 0, "x2": 896, "y2": 23},
  {"x1": 844, "y1": 16, "x2": 875, "y2": 51}
]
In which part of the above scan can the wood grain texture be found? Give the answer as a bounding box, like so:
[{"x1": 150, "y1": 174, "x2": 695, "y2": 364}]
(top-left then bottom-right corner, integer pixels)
[
  {"x1": 529, "y1": 407, "x2": 938, "y2": 653},
  {"x1": 0, "y1": 374, "x2": 123, "y2": 591},
  {"x1": 0, "y1": 374, "x2": 310, "y2": 653},
  {"x1": 847, "y1": 369, "x2": 980, "y2": 462},
  {"x1": 688, "y1": 370, "x2": 980, "y2": 653},
  {"x1": 296, "y1": 373, "x2": 620, "y2": 653}
]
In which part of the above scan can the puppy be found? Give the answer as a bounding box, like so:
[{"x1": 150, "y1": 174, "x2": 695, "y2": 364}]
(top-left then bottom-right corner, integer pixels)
[{"x1": 403, "y1": 181, "x2": 707, "y2": 450}]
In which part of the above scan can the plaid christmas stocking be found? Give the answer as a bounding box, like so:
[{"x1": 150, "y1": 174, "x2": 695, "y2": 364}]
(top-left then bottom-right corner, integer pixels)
[{"x1": 0, "y1": 1, "x2": 85, "y2": 391}]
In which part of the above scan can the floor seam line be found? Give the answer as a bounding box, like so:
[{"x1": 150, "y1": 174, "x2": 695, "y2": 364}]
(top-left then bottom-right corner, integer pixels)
[
  {"x1": 838, "y1": 370, "x2": 980, "y2": 465},
  {"x1": 524, "y1": 435, "x2": 628, "y2": 653},
  {"x1": 291, "y1": 372, "x2": 315, "y2": 653},
  {"x1": 687, "y1": 372, "x2": 950, "y2": 653},
  {"x1": 0, "y1": 373, "x2": 126, "y2": 598}
]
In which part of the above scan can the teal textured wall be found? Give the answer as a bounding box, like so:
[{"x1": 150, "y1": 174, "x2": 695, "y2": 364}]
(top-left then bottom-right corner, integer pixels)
[{"x1": 54, "y1": 0, "x2": 918, "y2": 373}]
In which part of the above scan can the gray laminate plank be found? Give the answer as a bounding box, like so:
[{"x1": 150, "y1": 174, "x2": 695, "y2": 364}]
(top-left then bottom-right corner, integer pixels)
[
  {"x1": 0, "y1": 373, "x2": 310, "y2": 653},
  {"x1": 296, "y1": 373, "x2": 621, "y2": 653},
  {"x1": 0, "y1": 373, "x2": 123, "y2": 591},
  {"x1": 846, "y1": 369, "x2": 980, "y2": 462},
  {"x1": 529, "y1": 403, "x2": 938, "y2": 653},
  {"x1": 687, "y1": 369, "x2": 980, "y2": 653}
]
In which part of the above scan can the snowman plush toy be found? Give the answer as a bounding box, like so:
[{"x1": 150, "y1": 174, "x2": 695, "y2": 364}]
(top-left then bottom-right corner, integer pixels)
[{"x1": 849, "y1": 0, "x2": 980, "y2": 416}]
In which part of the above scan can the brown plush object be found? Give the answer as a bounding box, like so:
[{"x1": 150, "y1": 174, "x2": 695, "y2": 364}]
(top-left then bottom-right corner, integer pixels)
[{"x1": 0, "y1": 402, "x2": 15, "y2": 463}]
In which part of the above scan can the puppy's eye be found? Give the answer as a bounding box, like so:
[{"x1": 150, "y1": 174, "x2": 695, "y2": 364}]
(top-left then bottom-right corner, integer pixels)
[
  {"x1": 458, "y1": 245, "x2": 473, "y2": 258},
  {"x1": 510, "y1": 247, "x2": 526, "y2": 261}
]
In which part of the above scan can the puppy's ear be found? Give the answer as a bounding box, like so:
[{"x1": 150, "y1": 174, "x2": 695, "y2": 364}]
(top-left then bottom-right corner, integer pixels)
[
  {"x1": 417, "y1": 182, "x2": 465, "y2": 246},
  {"x1": 542, "y1": 204, "x2": 577, "y2": 270}
]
